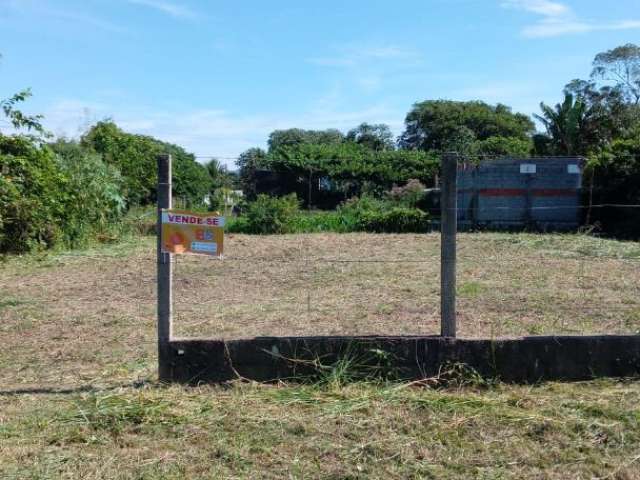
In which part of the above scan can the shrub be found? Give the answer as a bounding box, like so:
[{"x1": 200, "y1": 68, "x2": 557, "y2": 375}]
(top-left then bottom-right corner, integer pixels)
[
  {"x1": 81, "y1": 121, "x2": 211, "y2": 208},
  {"x1": 386, "y1": 179, "x2": 426, "y2": 208},
  {"x1": 54, "y1": 142, "x2": 126, "y2": 247},
  {"x1": 0, "y1": 136, "x2": 65, "y2": 253},
  {"x1": 356, "y1": 206, "x2": 429, "y2": 233},
  {"x1": 338, "y1": 195, "x2": 430, "y2": 233},
  {"x1": 287, "y1": 210, "x2": 346, "y2": 233},
  {"x1": 120, "y1": 205, "x2": 157, "y2": 236},
  {"x1": 1, "y1": 135, "x2": 127, "y2": 253},
  {"x1": 240, "y1": 194, "x2": 299, "y2": 234}
]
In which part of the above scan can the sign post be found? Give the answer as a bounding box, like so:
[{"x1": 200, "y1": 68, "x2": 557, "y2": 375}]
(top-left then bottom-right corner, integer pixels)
[
  {"x1": 441, "y1": 152, "x2": 458, "y2": 338},
  {"x1": 157, "y1": 154, "x2": 173, "y2": 350}
]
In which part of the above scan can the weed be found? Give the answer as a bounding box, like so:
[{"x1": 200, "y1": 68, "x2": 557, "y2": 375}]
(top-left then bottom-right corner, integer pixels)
[{"x1": 61, "y1": 393, "x2": 179, "y2": 436}]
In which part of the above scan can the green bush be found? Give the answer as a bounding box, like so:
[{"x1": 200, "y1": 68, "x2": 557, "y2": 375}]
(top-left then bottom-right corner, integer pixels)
[
  {"x1": 356, "y1": 206, "x2": 429, "y2": 233},
  {"x1": 287, "y1": 210, "x2": 346, "y2": 233},
  {"x1": 338, "y1": 196, "x2": 429, "y2": 233},
  {"x1": 386, "y1": 179, "x2": 426, "y2": 208},
  {"x1": 54, "y1": 142, "x2": 125, "y2": 247},
  {"x1": 0, "y1": 136, "x2": 66, "y2": 253},
  {"x1": 120, "y1": 205, "x2": 157, "y2": 236},
  {"x1": 227, "y1": 194, "x2": 431, "y2": 235},
  {"x1": 0, "y1": 135, "x2": 126, "y2": 253},
  {"x1": 81, "y1": 121, "x2": 211, "y2": 208},
  {"x1": 234, "y1": 194, "x2": 299, "y2": 234}
]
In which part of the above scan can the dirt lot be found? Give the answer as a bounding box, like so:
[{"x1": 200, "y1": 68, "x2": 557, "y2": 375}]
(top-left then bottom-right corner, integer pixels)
[
  {"x1": 1, "y1": 232, "x2": 640, "y2": 389},
  {"x1": 1, "y1": 232, "x2": 640, "y2": 478}
]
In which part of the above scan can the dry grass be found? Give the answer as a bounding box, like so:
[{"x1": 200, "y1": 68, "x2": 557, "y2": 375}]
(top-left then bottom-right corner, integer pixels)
[
  {"x1": 1, "y1": 232, "x2": 639, "y2": 390},
  {"x1": 1, "y1": 232, "x2": 640, "y2": 479}
]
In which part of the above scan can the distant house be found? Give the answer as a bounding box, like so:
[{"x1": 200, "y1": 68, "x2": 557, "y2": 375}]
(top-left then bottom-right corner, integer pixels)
[{"x1": 456, "y1": 157, "x2": 584, "y2": 231}]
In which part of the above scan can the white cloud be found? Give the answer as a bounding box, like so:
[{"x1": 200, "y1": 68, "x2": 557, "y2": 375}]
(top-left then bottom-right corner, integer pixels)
[
  {"x1": 126, "y1": 0, "x2": 197, "y2": 20},
  {"x1": 307, "y1": 44, "x2": 420, "y2": 68},
  {"x1": 502, "y1": 0, "x2": 569, "y2": 17},
  {"x1": 0, "y1": 1, "x2": 127, "y2": 33},
  {"x1": 501, "y1": 0, "x2": 640, "y2": 38},
  {"x1": 307, "y1": 43, "x2": 422, "y2": 97}
]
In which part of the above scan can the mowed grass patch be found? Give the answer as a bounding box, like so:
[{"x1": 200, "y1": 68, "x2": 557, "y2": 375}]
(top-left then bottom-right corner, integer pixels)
[
  {"x1": 1, "y1": 379, "x2": 639, "y2": 479},
  {"x1": 1, "y1": 232, "x2": 639, "y2": 390},
  {"x1": 1, "y1": 232, "x2": 640, "y2": 478}
]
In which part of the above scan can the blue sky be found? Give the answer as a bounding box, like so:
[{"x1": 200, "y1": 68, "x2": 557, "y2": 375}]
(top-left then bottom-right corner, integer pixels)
[{"x1": 1, "y1": 0, "x2": 639, "y2": 166}]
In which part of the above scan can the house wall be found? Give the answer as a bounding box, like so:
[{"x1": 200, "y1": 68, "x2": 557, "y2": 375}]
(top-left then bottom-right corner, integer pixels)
[{"x1": 457, "y1": 157, "x2": 583, "y2": 230}]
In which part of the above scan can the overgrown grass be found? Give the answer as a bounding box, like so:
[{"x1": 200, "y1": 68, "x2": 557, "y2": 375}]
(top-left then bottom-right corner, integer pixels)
[{"x1": 1, "y1": 378, "x2": 639, "y2": 479}]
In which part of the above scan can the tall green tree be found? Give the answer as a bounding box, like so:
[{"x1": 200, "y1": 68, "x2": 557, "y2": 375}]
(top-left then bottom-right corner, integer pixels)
[
  {"x1": 267, "y1": 128, "x2": 344, "y2": 153},
  {"x1": 81, "y1": 121, "x2": 210, "y2": 207},
  {"x1": 399, "y1": 100, "x2": 534, "y2": 152},
  {"x1": 346, "y1": 123, "x2": 395, "y2": 151},
  {"x1": 236, "y1": 147, "x2": 268, "y2": 200}
]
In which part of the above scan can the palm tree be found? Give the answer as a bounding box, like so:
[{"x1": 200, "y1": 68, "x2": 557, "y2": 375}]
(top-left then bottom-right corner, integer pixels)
[{"x1": 534, "y1": 93, "x2": 587, "y2": 155}]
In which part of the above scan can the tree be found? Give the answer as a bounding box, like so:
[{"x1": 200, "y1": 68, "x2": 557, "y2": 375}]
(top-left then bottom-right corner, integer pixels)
[
  {"x1": 263, "y1": 141, "x2": 439, "y2": 206},
  {"x1": 585, "y1": 128, "x2": 640, "y2": 237},
  {"x1": 399, "y1": 100, "x2": 535, "y2": 152},
  {"x1": 236, "y1": 147, "x2": 267, "y2": 200},
  {"x1": 562, "y1": 78, "x2": 635, "y2": 152},
  {"x1": 440, "y1": 126, "x2": 477, "y2": 155},
  {"x1": 267, "y1": 128, "x2": 344, "y2": 153},
  {"x1": 534, "y1": 94, "x2": 588, "y2": 156},
  {"x1": 346, "y1": 123, "x2": 394, "y2": 151},
  {"x1": 591, "y1": 43, "x2": 640, "y2": 105},
  {"x1": 205, "y1": 157, "x2": 223, "y2": 182},
  {"x1": 475, "y1": 136, "x2": 533, "y2": 157},
  {"x1": 81, "y1": 121, "x2": 210, "y2": 207}
]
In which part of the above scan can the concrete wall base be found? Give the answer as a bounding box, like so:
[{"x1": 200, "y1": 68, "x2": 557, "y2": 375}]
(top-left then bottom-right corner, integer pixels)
[{"x1": 158, "y1": 335, "x2": 640, "y2": 384}]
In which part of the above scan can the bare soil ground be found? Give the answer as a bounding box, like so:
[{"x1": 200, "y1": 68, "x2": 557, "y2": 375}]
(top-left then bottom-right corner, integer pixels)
[{"x1": 1, "y1": 232, "x2": 639, "y2": 479}]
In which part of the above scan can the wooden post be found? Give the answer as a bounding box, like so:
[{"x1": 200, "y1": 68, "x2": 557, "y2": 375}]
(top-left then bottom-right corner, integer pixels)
[
  {"x1": 441, "y1": 153, "x2": 458, "y2": 337},
  {"x1": 157, "y1": 154, "x2": 173, "y2": 346}
]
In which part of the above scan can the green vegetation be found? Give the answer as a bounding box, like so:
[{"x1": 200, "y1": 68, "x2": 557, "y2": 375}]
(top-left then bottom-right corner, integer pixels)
[
  {"x1": 228, "y1": 187, "x2": 431, "y2": 235},
  {"x1": 2, "y1": 377, "x2": 640, "y2": 478},
  {"x1": 398, "y1": 99, "x2": 535, "y2": 154},
  {"x1": 235, "y1": 43, "x2": 640, "y2": 237},
  {"x1": 2, "y1": 42, "x2": 640, "y2": 254},
  {"x1": 0, "y1": 99, "x2": 226, "y2": 254},
  {"x1": 80, "y1": 121, "x2": 212, "y2": 208},
  {"x1": 230, "y1": 193, "x2": 300, "y2": 234}
]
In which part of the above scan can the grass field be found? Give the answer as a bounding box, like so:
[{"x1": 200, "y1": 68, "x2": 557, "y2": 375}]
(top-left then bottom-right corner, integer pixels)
[{"x1": 1, "y1": 232, "x2": 640, "y2": 478}]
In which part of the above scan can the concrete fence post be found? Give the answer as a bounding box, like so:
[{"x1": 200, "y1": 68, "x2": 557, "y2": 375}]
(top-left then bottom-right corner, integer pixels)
[
  {"x1": 441, "y1": 153, "x2": 458, "y2": 337},
  {"x1": 157, "y1": 154, "x2": 173, "y2": 351}
]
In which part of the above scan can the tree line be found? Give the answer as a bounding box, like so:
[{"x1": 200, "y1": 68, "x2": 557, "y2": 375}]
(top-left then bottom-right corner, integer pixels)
[
  {"x1": 0, "y1": 111, "x2": 233, "y2": 252},
  {"x1": 1, "y1": 43, "x2": 639, "y2": 253}
]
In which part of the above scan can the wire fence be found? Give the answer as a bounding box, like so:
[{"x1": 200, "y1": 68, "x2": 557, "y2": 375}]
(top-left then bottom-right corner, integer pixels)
[{"x1": 2, "y1": 155, "x2": 640, "y2": 391}]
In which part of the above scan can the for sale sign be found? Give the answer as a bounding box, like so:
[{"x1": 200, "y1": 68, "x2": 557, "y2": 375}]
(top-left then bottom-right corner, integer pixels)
[{"x1": 161, "y1": 210, "x2": 224, "y2": 257}]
